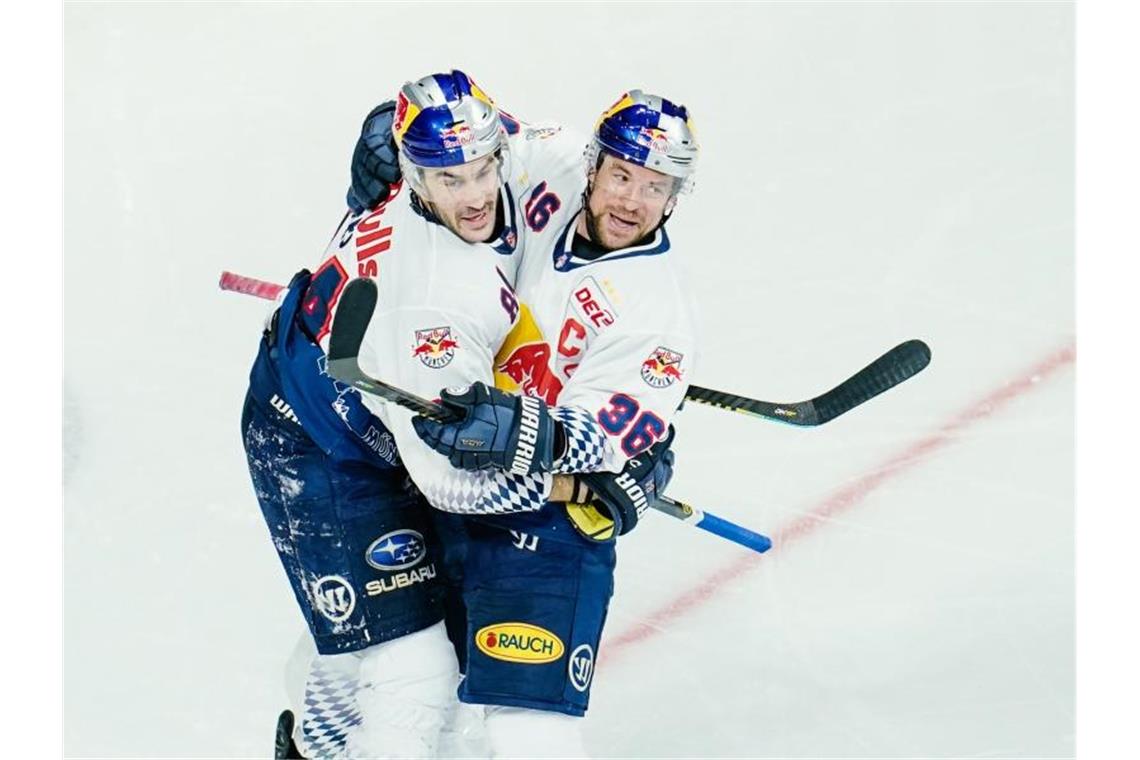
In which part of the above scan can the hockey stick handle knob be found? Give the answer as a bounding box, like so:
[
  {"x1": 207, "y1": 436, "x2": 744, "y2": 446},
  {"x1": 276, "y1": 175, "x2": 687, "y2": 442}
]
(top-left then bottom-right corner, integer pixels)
[{"x1": 653, "y1": 496, "x2": 772, "y2": 554}]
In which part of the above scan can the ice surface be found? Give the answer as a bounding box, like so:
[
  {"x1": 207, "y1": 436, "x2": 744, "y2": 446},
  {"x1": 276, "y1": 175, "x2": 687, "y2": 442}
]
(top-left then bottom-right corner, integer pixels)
[{"x1": 64, "y1": 3, "x2": 1073, "y2": 757}]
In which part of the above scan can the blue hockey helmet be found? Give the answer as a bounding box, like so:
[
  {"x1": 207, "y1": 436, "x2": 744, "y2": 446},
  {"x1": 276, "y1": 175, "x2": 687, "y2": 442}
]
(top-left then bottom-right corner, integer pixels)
[
  {"x1": 587, "y1": 90, "x2": 699, "y2": 194},
  {"x1": 392, "y1": 70, "x2": 508, "y2": 189}
]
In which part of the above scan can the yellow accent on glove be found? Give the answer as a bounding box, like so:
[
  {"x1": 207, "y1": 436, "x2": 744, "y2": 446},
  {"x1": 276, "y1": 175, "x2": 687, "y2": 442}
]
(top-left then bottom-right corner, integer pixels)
[{"x1": 565, "y1": 502, "x2": 616, "y2": 542}]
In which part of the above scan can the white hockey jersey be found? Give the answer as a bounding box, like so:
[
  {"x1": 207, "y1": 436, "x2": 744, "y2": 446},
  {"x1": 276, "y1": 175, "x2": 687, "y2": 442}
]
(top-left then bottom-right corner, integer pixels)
[
  {"x1": 493, "y1": 127, "x2": 698, "y2": 473},
  {"x1": 310, "y1": 143, "x2": 554, "y2": 516}
]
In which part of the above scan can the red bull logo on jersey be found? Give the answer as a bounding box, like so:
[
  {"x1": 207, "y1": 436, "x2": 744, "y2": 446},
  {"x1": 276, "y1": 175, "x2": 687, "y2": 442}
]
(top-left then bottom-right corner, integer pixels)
[
  {"x1": 413, "y1": 327, "x2": 459, "y2": 369},
  {"x1": 641, "y1": 346, "x2": 685, "y2": 388},
  {"x1": 497, "y1": 342, "x2": 562, "y2": 404},
  {"x1": 475, "y1": 622, "x2": 565, "y2": 664}
]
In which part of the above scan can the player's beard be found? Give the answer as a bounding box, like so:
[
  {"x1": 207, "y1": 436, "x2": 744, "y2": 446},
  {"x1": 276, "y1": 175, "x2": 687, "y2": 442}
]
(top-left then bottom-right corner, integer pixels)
[
  {"x1": 579, "y1": 184, "x2": 661, "y2": 250},
  {"x1": 583, "y1": 195, "x2": 653, "y2": 251}
]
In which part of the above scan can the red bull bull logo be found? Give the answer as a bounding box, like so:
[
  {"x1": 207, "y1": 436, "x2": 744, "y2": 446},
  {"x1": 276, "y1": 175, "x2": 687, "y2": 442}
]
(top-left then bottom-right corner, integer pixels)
[
  {"x1": 637, "y1": 127, "x2": 671, "y2": 154},
  {"x1": 641, "y1": 346, "x2": 684, "y2": 388},
  {"x1": 413, "y1": 326, "x2": 459, "y2": 369},
  {"x1": 497, "y1": 342, "x2": 562, "y2": 404},
  {"x1": 440, "y1": 123, "x2": 475, "y2": 149},
  {"x1": 393, "y1": 92, "x2": 412, "y2": 140}
]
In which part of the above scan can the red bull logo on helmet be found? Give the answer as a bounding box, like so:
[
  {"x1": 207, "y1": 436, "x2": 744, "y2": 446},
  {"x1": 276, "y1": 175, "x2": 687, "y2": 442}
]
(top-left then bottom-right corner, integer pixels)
[
  {"x1": 440, "y1": 123, "x2": 475, "y2": 149},
  {"x1": 637, "y1": 127, "x2": 671, "y2": 154},
  {"x1": 413, "y1": 326, "x2": 459, "y2": 369},
  {"x1": 641, "y1": 346, "x2": 684, "y2": 388}
]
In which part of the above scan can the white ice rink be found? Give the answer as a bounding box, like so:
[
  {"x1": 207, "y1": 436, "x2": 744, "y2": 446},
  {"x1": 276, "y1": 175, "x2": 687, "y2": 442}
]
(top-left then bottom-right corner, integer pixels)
[{"x1": 64, "y1": 3, "x2": 1074, "y2": 757}]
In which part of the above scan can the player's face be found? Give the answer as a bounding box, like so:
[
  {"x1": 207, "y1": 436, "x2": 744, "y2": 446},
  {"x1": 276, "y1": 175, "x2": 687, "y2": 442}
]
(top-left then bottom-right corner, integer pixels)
[
  {"x1": 584, "y1": 155, "x2": 677, "y2": 250},
  {"x1": 420, "y1": 154, "x2": 502, "y2": 243}
]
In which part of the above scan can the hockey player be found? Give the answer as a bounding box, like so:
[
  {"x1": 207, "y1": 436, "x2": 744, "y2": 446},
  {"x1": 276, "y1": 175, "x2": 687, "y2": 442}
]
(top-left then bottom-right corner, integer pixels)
[
  {"x1": 361, "y1": 91, "x2": 701, "y2": 755},
  {"x1": 244, "y1": 72, "x2": 673, "y2": 758}
]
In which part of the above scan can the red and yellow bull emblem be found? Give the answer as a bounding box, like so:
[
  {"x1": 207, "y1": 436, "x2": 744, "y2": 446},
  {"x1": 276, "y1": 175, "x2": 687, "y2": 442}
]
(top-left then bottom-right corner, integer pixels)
[
  {"x1": 392, "y1": 92, "x2": 420, "y2": 146},
  {"x1": 596, "y1": 92, "x2": 636, "y2": 129},
  {"x1": 493, "y1": 303, "x2": 563, "y2": 404},
  {"x1": 637, "y1": 127, "x2": 671, "y2": 154},
  {"x1": 440, "y1": 123, "x2": 475, "y2": 149},
  {"x1": 412, "y1": 326, "x2": 459, "y2": 369},
  {"x1": 641, "y1": 346, "x2": 684, "y2": 388},
  {"x1": 475, "y1": 622, "x2": 565, "y2": 664}
]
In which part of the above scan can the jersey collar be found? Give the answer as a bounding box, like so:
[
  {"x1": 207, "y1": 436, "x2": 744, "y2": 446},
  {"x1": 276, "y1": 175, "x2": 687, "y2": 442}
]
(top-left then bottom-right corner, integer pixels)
[
  {"x1": 551, "y1": 210, "x2": 671, "y2": 272},
  {"x1": 408, "y1": 185, "x2": 519, "y2": 255}
]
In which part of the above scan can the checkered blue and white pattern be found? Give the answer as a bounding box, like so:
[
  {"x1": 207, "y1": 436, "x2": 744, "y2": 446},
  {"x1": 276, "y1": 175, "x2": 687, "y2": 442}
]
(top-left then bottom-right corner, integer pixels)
[
  {"x1": 300, "y1": 662, "x2": 362, "y2": 759},
  {"x1": 422, "y1": 468, "x2": 550, "y2": 515},
  {"x1": 551, "y1": 405, "x2": 609, "y2": 474}
]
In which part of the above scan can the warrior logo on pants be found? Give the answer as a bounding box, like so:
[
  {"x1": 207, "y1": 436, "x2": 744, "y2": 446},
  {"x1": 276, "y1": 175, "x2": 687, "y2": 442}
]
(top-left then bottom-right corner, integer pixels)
[
  {"x1": 568, "y1": 644, "x2": 594, "y2": 692},
  {"x1": 312, "y1": 575, "x2": 356, "y2": 623}
]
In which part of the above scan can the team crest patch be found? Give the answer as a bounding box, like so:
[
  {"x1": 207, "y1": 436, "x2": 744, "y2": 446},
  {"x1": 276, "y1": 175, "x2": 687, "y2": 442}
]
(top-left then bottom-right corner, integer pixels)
[
  {"x1": 640, "y1": 346, "x2": 684, "y2": 388},
  {"x1": 412, "y1": 327, "x2": 459, "y2": 368}
]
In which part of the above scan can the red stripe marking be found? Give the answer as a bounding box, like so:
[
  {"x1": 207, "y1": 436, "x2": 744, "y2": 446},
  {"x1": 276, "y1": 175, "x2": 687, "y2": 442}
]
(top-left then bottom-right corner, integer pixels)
[{"x1": 603, "y1": 341, "x2": 1076, "y2": 658}]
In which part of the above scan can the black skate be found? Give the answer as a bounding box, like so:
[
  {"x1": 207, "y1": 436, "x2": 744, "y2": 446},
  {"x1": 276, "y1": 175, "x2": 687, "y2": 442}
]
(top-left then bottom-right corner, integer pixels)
[{"x1": 274, "y1": 709, "x2": 306, "y2": 759}]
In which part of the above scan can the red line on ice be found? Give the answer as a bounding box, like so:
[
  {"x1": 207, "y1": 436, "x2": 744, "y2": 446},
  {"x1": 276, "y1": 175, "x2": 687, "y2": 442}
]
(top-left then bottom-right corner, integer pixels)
[{"x1": 603, "y1": 341, "x2": 1076, "y2": 657}]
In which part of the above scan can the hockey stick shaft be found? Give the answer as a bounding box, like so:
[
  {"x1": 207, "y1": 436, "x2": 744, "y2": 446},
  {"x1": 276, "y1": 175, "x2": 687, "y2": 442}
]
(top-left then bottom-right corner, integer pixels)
[
  {"x1": 325, "y1": 278, "x2": 772, "y2": 554},
  {"x1": 220, "y1": 271, "x2": 928, "y2": 426}
]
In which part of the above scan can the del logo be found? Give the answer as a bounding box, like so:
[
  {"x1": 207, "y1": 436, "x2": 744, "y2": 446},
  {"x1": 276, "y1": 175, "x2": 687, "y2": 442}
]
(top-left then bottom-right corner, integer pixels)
[
  {"x1": 311, "y1": 575, "x2": 355, "y2": 624},
  {"x1": 475, "y1": 622, "x2": 565, "y2": 664},
  {"x1": 365, "y1": 529, "x2": 426, "y2": 571},
  {"x1": 640, "y1": 346, "x2": 685, "y2": 388},
  {"x1": 412, "y1": 327, "x2": 459, "y2": 368}
]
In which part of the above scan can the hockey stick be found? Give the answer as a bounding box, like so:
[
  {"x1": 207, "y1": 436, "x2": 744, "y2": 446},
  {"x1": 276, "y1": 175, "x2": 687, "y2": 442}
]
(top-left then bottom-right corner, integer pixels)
[
  {"x1": 327, "y1": 277, "x2": 772, "y2": 554},
  {"x1": 685, "y1": 340, "x2": 931, "y2": 426},
  {"x1": 222, "y1": 271, "x2": 929, "y2": 426}
]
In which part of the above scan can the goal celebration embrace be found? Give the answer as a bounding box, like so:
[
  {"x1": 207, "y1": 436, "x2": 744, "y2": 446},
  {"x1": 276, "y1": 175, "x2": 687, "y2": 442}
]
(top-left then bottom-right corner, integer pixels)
[{"x1": 225, "y1": 69, "x2": 930, "y2": 759}]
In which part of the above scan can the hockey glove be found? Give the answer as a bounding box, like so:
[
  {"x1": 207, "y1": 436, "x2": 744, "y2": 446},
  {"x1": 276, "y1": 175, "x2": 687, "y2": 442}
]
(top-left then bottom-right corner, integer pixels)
[
  {"x1": 346, "y1": 100, "x2": 402, "y2": 213},
  {"x1": 565, "y1": 426, "x2": 676, "y2": 542},
  {"x1": 412, "y1": 382, "x2": 559, "y2": 475}
]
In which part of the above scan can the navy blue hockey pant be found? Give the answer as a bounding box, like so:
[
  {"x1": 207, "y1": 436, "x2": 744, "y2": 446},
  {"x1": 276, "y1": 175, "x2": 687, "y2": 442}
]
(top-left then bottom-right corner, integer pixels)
[
  {"x1": 240, "y1": 349, "x2": 446, "y2": 655},
  {"x1": 454, "y1": 511, "x2": 617, "y2": 717}
]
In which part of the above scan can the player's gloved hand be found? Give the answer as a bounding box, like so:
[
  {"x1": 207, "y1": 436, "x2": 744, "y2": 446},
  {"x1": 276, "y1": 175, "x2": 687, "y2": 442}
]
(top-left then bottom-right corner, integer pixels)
[
  {"x1": 412, "y1": 382, "x2": 558, "y2": 475},
  {"x1": 565, "y1": 426, "x2": 676, "y2": 542},
  {"x1": 346, "y1": 100, "x2": 402, "y2": 213}
]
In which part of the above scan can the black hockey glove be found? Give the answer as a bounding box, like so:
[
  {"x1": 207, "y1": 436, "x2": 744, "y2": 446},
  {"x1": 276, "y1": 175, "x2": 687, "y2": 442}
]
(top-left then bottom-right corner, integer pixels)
[
  {"x1": 412, "y1": 382, "x2": 560, "y2": 475},
  {"x1": 346, "y1": 100, "x2": 402, "y2": 213},
  {"x1": 565, "y1": 426, "x2": 676, "y2": 542}
]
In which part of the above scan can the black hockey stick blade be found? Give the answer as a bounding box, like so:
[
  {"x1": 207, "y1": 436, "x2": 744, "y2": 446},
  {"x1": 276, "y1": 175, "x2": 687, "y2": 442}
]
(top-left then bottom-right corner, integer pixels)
[
  {"x1": 685, "y1": 339, "x2": 932, "y2": 426},
  {"x1": 326, "y1": 278, "x2": 458, "y2": 423}
]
